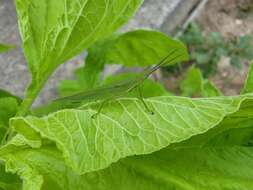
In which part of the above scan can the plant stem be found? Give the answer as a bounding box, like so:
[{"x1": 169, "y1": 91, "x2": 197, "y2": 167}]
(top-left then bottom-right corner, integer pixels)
[
  {"x1": 5, "y1": 79, "x2": 47, "y2": 142},
  {"x1": 17, "y1": 80, "x2": 46, "y2": 116},
  {"x1": 16, "y1": 95, "x2": 36, "y2": 116}
]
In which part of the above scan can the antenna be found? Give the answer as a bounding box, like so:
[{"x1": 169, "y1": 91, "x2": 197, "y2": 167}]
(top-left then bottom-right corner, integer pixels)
[{"x1": 142, "y1": 49, "x2": 183, "y2": 79}]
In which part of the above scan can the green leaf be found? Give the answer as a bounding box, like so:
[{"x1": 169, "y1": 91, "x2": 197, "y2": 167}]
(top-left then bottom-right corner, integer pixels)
[
  {"x1": 15, "y1": 0, "x2": 143, "y2": 112},
  {"x1": 0, "y1": 145, "x2": 117, "y2": 190},
  {"x1": 207, "y1": 32, "x2": 224, "y2": 47},
  {"x1": 1, "y1": 147, "x2": 66, "y2": 190},
  {"x1": 202, "y1": 80, "x2": 222, "y2": 97},
  {"x1": 3, "y1": 94, "x2": 253, "y2": 190},
  {"x1": 180, "y1": 66, "x2": 203, "y2": 97},
  {"x1": 2, "y1": 150, "x2": 43, "y2": 190},
  {"x1": 0, "y1": 89, "x2": 22, "y2": 104},
  {"x1": 0, "y1": 98, "x2": 19, "y2": 143},
  {"x1": 0, "y1": 44, "x2": 15, "y2": 53},
  {"x1": 92, "y1": 103, "x2": 253, "y2": 189},
  {"x1": 230, "y1": 55, "x2": 242, "y2": 69},
  {"x1": 215, "y1": 47, "x2": 228, "y2": 57},
  {"x1": 192, "y1": 52, "x2": 210, "y2": 64},
  {"x1": 179, "y1": 23, "x2": 204, "y2": 45},
  {"x1": 241, "y1": 62, "x2": 253, "y2": 94},
  {"x1": 0, "y1": 98, "x2": 19, "y2": 127},
  {"x1": 230, "y1": 35, "x2": 253, "y2": 61},
  {"x1": 0, "y1": 90, "x2": 20, "y2": 143},
  {"x1": 237, "y1": 35, "x2": 253, "y2": 51},
  {"x1": 116, "y1": 147, "x2": 253, "y2": 190},
  {"x1": 2, "y1": 145, "x2": 253, "y2": 190},
  {"x1": 10, "y1": 94, "x2": 253, "y2": 174},
  {"x1": 2, "y1": 110, "x2": 253, "y2": 190},
  {"x1": 16, "y1": 0, "x2": 143, "y2": 76},
  {"x1": 180, "y1": 67, "x2": 222, "y2": 97},
  {"x1": 0, "y1": 164, "x2": 21, "y2": 190},
  {"x1": 171, "y1": 100, "x2": 253, "y2": 148},
  {"x1": 104, "y1": 30, "x2": 189, "y2": 67}
]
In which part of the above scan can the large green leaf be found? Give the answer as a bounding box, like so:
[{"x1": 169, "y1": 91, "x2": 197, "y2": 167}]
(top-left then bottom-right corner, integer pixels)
[
  {"x1": 2, "y1": 94, "x2": 253, "y2": 190},
  {"x1": 15, "y1": 0, "x2": 143, "y2": 105},
  {"x1": 88, "y1": 108, "x2": 253, "y2": 190},
  {"x1": 106, "y1": 147, "x2": 253, "y2": 190},
  {"x1": 1, "y1": 145, "x2": 253, "y2": 190},
  {"x1": 10, "y1": 95, "x2": 253, "y2": 174}
]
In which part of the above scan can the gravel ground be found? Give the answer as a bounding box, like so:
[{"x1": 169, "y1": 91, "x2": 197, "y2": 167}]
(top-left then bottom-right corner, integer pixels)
[{"x1": 197, "y1": 0, "x2": 253, "y2": 95}]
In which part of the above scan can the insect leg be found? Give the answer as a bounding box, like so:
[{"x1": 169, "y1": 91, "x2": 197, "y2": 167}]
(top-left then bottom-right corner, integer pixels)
[
  {"x1": 137, "y1": 86, "x2": 154, "y2": 115},
  {"x1": 91, "y1": 99, "x2": 110, "y2": 119}
]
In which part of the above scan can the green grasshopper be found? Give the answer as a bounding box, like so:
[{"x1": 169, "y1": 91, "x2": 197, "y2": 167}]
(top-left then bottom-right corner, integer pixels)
[{"x1": 35, "y1": 48, "x2": 187, "y2": 117}]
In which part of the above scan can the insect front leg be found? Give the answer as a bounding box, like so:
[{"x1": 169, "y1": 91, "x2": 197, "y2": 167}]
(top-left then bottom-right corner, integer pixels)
[
  {"x1": 137, "y1": 86, "x2": 154, "y2": 115},
  {"x1": 91, "y1": 99, "x2": 110, "y2": 119}
]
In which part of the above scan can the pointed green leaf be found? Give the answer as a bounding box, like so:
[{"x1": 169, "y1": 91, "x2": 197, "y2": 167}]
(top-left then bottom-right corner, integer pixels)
[
  {"x1": 104, "y1": 30, "x2": 189, "y2": 66},
  {"x1": 180, "y1": 66, "x2": 203, "y2": 97},
  {"x1": 181, "y1": 67, "x2": 222, "y2": 97},
  {"x1": 241, "y1": 62, "x2": 253, "y2": 94},
  {"x1": 202, "y1": 80, "x2": 222, "y2": 97},
  {"x1": 10, "y1": 95, "x2": 253, "y2": 174},
  {"x1": 16, "y1": 0, "x2": 143, "y2": 94}
]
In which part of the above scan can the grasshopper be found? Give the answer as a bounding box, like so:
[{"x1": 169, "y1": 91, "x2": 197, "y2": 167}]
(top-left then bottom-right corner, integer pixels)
[{"x1": 36, "y1": 48, "x2": 186, "y2": 117}]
